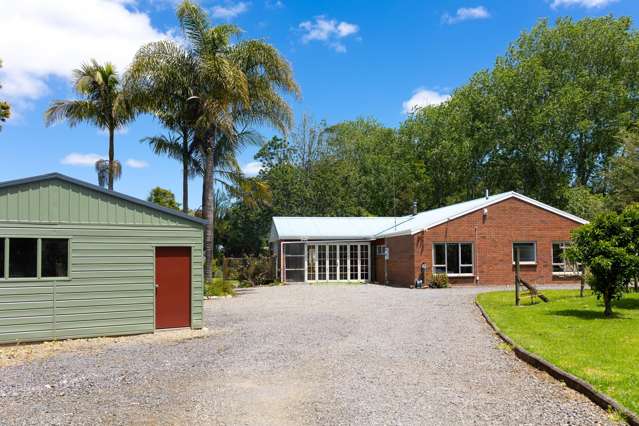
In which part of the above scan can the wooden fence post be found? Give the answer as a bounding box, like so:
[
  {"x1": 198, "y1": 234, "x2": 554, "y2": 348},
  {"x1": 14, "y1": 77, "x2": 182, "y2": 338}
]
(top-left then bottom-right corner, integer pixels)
[{"x1": 515, "y1": 248, "x2": 521, "y2": 306}]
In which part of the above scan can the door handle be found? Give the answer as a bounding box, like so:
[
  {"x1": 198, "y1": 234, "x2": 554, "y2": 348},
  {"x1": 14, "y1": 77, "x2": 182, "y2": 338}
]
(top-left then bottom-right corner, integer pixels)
[{"x1": 155, "y1": 284, "x2": 160, "y2": 288}]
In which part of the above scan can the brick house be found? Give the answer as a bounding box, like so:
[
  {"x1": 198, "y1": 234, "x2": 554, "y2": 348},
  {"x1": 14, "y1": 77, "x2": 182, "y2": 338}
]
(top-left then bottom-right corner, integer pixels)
[{"x1": 269, "y1": 191, "x2": 587, "y2": 286}]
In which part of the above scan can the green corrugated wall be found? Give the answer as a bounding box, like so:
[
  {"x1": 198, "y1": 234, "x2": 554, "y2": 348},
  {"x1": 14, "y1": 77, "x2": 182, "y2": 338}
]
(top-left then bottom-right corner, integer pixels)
[{"x1": 0, "y1": 179, "x2": 204, "y2": 344}]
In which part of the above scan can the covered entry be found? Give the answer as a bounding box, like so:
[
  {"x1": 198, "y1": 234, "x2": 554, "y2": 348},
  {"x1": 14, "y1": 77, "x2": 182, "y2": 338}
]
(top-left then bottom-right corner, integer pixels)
[{"x1": 282, "y1": 242, "x2": 370, "y2": 283}]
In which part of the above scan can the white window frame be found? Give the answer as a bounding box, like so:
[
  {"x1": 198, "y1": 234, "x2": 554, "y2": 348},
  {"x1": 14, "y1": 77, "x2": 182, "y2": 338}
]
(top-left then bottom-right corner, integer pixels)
[
  {"x1": 432, "y1": 242, "x2": 474, "y2": 277},
  {"x1": 375, "y1": 245, "x2": 386, "y2": 256},
  {"x1": 552, "y1": 241, "x2": 582, "y2": 276},
  {"x1": 512, "y1": 241, "x2": 537, "y2": 265},
  {"x1": 305, "y1": 242, "x2": 370, "y2": 283}
]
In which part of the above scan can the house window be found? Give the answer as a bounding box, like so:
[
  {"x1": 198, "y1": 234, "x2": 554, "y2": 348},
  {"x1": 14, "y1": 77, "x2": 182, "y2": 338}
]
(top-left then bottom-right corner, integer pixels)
[
  {"x1": 9, "y1": 238, "x2": 38, "y2": 278},
  {"x1": 513, "y1": 242, "x2": 536, "y2": 264},
  {"x1": 552, "y1": 242, "x2": 582, "y2": 275},
  {"x1": 432, "y1": 243, "x2": 473, "y2": 275},
  {"x1": 376, "y1": 245, "x2": 386, "y2": 256}
]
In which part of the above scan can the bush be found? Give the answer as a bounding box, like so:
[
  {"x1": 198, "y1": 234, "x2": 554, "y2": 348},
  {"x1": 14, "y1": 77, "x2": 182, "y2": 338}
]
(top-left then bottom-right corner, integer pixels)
[
  {"x1": 224, "y1": 256, "x2": 274, "y2": 287},
  {"x1": 430, "y1": 273, "x2": 449, "y2": 288},
  {"x1": 567, "y1": 204, "x2": 639, "y2": 316},
  {"x1": 204, "y1": 278, "x2": 236, "y2": 298}
]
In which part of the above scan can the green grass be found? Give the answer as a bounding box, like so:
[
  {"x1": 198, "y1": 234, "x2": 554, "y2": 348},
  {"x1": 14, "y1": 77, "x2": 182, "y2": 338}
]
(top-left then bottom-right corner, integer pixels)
[
  {"x1": 477, "y1": 290, "x2": 639, "y2": 415},
  {"x1": 204, "y1": 277, "x2": 239, "y2": 297}
]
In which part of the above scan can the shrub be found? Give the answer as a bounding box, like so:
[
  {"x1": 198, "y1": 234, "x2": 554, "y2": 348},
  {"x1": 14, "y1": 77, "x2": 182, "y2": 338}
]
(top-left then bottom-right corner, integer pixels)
[
  {"x1": 430, "y1": 273, "x2": 449, "y2": 288},
  {"x1": 204, "y1": 278, "x2": 236, "y2": 298},
  {"x1": 567, "y1": 204, "x2": 639, "y2": 316},
  {"x1": 224, "y1": 256, "x2": 274, "y2": 287}
]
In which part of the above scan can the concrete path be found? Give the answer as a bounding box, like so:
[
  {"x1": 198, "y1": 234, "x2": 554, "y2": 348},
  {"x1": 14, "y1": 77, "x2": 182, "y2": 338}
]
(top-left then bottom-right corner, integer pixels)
[{"x1": 0, "y1": 285, "x2": 612, "y2": 425}]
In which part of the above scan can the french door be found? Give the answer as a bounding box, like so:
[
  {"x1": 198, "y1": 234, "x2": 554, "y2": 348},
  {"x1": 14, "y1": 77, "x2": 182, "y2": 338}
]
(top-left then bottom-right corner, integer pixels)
[{"x1": 306, "y1": 243, "x2": 370, "y2": 282}]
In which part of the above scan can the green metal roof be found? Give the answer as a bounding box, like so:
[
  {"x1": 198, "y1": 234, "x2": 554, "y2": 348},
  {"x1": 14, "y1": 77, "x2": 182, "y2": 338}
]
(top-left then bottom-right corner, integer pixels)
[{"x1": 0, "y1": 173, "x2": 208, "y2": 226}]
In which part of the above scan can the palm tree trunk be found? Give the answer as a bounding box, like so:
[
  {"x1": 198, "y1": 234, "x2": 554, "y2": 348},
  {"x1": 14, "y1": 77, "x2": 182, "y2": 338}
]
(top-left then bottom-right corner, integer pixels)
[
  {"x1": 108, "y1": 127, "x2": 115, "y2": 191},
  {"x1": 181, "y1": 128, "x2": 189, "y2": 213},
  {"x1": 203, "y1": 129, "x2": 216, "y2": 283}
]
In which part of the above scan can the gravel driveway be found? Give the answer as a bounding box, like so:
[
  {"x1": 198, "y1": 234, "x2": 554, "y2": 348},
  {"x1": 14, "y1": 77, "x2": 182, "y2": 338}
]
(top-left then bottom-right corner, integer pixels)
[{"x1": 0, "y1": 285, "x2": 612, "y2": 425}]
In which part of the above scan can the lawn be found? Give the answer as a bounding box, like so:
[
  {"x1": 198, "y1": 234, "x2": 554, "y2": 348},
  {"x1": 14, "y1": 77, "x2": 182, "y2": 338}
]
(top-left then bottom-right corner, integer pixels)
[{"x1": 477, "y1": 290, "x2": 639, "y2": 415}]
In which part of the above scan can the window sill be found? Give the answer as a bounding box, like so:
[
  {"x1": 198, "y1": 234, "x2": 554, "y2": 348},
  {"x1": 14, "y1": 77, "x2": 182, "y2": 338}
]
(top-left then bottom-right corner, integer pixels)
[
  {"x1": 1, "y1": 277, "x2": 71, "y2": 282},
  {"x1": 513, "y1": 262, "x2": 537, "y2": 266},
  {"x1": 552, "y1": 272, "x2": 582, "y2": 276},
  {"x1": 446, "y1": 273, "x2": 474, "y2": 278}
]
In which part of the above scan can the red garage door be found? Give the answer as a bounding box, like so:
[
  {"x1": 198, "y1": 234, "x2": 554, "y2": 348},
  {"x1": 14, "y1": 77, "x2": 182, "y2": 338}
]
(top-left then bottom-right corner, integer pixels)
[{"x1": 155, "y1": 247, "x2": 191, "y2": 329}]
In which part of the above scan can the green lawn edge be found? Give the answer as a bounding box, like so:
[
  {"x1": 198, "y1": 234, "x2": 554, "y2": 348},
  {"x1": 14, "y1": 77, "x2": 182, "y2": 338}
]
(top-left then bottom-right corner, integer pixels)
[{"x1": 476, "y1": 290, "x2": 639, "y2": 417}]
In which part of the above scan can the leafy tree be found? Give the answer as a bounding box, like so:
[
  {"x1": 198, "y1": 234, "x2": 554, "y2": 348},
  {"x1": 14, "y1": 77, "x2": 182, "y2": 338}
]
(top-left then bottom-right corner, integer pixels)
[
  {"x1": 0, "y1": 59, "x2": 10, "y2": 130},
  {"x1": 607, "y1": 129, "x2": 639, "y2": 210},
  {"x1": 563, "y1": 186, "x2": 607, "y2": 221},
  {"x1": 44, "y1": 60, "x2": 134, "y2": 191},
  {"x1": 95, "y1": 159, "x2": 122, "y2": 188},
  {"x1": 147, "y1": 187, "x2": 180, "y2": 210},
  {"x1": 568, "y1": 207, "x2": 639, "y2": 316}
]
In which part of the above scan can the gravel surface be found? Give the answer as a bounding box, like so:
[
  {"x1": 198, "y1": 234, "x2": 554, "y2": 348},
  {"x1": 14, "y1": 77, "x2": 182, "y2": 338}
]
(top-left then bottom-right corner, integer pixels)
[{"x1": 0, "y1": 285, "x2": 613, "y2": 425}]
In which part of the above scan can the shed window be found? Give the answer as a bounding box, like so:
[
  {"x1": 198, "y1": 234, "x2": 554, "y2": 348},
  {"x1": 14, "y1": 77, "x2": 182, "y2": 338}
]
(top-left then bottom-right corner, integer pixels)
[
  {"x1": 9, "y1": 238, "x2": 37, "y2": 278},
  {"x1": 0, "y1": 238, "x2": 4, "y2": 278},
  {"x1": 513, "y1": 242, "x2": 536, "y2": 264},
  {"x1": 42, "y1": 239, "x2": 69, "y2": 278},
  {"x1": 433, "y1": 243, "x2": 473, "y2": 275}
]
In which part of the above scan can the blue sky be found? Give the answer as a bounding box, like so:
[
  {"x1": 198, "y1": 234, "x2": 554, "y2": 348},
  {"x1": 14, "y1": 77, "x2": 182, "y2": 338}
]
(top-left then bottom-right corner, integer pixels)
[{"x1": 1, "y1": 0, "x2": 637, "y2": 206}]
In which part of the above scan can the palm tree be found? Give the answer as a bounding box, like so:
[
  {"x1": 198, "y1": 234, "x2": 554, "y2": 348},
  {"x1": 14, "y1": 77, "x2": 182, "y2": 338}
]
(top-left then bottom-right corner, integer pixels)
[
  {"x1": 127, "y1": 41, "x2": 200, "y2": 212},
  {"x1": 44, "y1": 60, "x2": 133, "y2": 191},
  {"x1": 131, "y1": 0, "x2": 299, "y2": 282},
  {"x1": 95, "y1": 159, "x2": 122, "y2": 188}
]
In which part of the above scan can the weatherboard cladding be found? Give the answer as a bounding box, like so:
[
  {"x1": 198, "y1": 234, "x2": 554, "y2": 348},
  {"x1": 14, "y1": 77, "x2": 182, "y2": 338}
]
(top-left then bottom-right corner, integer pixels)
[{"x1": 0, "y1": 175, "x2": 203, "y2": 344}]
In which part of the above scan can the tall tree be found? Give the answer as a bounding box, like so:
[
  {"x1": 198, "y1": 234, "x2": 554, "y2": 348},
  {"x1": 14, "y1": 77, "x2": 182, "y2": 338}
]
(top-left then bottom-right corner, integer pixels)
[
  {"x1": 0, "y1": 59, "x2": 10, "y2": 131},
  {"x1": 44, "y1": 60, "x2": 133, "y2": 190},
  {"x1": 607, "y1": 129, "x2": 639, "y2": 210},
  {"x1": 174, "y1": 0, "x2": 299, "y2": 282},
  {"x1": 95, "y1": 159, "x2": 122, "y2": 189},
  {"x1": 127, "y1": 40, "x2": 200, "y2": 212}
]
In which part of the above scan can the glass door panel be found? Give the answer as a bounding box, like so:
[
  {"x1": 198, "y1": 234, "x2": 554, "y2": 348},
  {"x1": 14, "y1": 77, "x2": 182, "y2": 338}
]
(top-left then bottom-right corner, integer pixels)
[
  {"x1": 339, "y1": 245, "x2": 348, "y2": 280},
  {"x1": 360, "y1": 244, "x2": 369, "y2": 280},
  {"x1": 307, "y1": 245, "x2": 316, "y2": 281},
  {"x1": 328, "y1": 245, "x2": 337, "y2": 280},
  {"x1": 318, "y1": 245, "x2": 327, "y2": 280},
  {"x1": 349, "y1": 245, "x2": 359, "y2": 279}
]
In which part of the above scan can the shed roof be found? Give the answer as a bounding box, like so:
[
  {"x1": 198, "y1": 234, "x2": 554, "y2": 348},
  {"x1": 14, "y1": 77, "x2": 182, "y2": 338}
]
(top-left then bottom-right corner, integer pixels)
[
  {"x1": 270, "y1": 191, "x2": 587, "y2": 241},
  {"x1": 0, "y1": 173, "x2": 207, "y2": 226}
]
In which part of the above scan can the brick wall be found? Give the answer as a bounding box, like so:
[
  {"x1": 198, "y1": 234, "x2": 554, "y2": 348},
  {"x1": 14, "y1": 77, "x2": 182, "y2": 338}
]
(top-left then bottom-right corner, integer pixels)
[{"x1": 386, "y1": 197, "x2": 584, "y2": 286}]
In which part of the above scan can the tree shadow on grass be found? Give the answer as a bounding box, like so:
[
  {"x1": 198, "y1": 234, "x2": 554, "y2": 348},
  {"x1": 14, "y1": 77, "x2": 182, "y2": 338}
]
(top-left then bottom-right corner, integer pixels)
[
  {"x1": 614, "y1": 297, "x2": 639, "y2": 310},
  {"x1": 550, "y1": 309, "x2": 627, "y2": 320}
]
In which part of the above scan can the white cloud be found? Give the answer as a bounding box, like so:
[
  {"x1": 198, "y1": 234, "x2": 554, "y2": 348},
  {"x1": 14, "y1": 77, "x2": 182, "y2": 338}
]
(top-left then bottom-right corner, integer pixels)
[
  {"x1": 442, "y1": 6, "x2": 490, "y2": 24},
  {"x1": 550, "y1": 0, "x2": 617, "y2": 8},
  {"x1": 0, "y1": 0, "x2": 170, "y2": 101},
  {"x1": 211, "y1": 2, "x2": 249, "y2": 19},
  {"x1": 61, "y1": 153, "x2": 105, "y2": 166},
  {"x1": 299, "y1": 16, "x2": 359, "y2": 52},
  {"x1": 241, "y1": 161, "x2": 263, "y2": 177},
  {"x1": 126, "y1": 158, "x2": 149, "y2": 169},
  {"x1": 402, "y1": 89, "x2": 450, "y2": 114}
]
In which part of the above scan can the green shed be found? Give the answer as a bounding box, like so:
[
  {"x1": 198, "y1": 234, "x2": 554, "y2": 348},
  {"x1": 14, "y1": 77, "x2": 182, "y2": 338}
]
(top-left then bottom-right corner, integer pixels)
[{"x1": 0, "y1": 173, "x2": 205, "y2": 344}]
